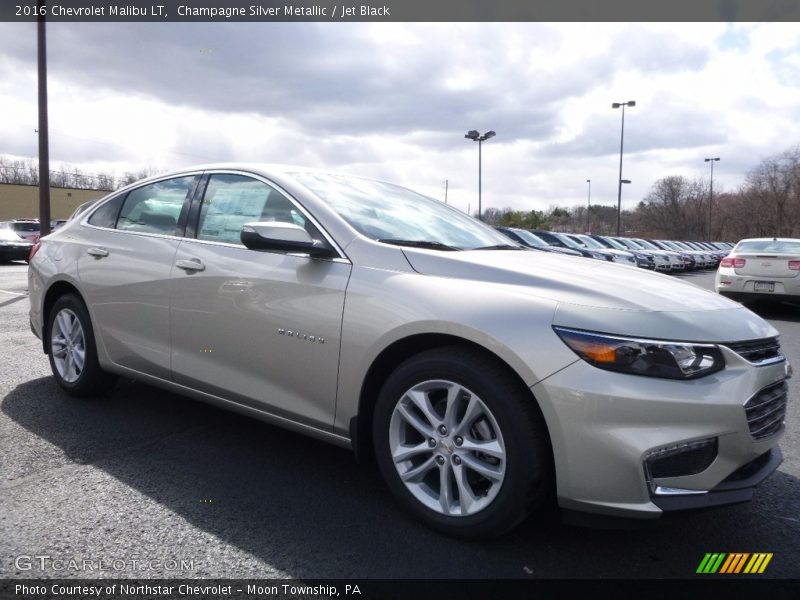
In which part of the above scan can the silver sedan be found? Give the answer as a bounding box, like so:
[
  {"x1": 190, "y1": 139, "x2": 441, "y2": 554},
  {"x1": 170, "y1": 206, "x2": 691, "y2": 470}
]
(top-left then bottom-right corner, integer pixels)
[{"x1": 28, "y1": 165, "x2": 791, "y2": 538}]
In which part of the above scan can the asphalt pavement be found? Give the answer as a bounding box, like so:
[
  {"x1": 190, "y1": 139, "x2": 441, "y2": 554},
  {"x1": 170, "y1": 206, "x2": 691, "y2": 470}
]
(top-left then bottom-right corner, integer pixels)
[{"x1": 1, "y1": 263, "x2": 798, "y2": 579}]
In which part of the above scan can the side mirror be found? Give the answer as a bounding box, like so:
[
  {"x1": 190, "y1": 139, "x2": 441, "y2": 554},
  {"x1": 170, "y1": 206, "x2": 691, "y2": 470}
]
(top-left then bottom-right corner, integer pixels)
[{"x1": 240, "y1": 222, "x2": 336, "y2": 258}]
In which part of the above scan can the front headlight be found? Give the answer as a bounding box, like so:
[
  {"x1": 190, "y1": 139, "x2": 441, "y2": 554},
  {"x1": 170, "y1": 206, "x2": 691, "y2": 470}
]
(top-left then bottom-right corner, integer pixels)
[{"x1": 553, "y1": 327, "x2": 725, "y2": 379}]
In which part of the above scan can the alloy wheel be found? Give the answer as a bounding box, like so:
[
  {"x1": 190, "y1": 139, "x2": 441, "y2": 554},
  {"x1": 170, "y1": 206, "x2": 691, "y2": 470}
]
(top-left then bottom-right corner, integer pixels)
[
  {"x1": 388, "y1": 379, "x2": 507, "y2": 516},
  {"x1": 50, "y1": 308, "x2": 86, "y2": 383}
]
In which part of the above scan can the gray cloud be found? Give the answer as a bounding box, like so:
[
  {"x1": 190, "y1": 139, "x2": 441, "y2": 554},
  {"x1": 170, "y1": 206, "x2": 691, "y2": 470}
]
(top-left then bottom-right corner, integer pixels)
[
  {"x1": 545, "y1": 102, "x2": 728, "y2": 160},
  {"x1": 2, "y1": 23, "x2": 614, "y2": 143}
]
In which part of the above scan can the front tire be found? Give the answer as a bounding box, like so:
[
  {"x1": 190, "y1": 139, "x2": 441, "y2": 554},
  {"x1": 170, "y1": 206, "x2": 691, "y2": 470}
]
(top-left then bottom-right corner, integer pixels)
[
  {"x1": 47, "y1": 293, "x2": 117, "y2": 397},
  {"x1": 372, "y1": 346, "x2": 552, "y2": 539}
]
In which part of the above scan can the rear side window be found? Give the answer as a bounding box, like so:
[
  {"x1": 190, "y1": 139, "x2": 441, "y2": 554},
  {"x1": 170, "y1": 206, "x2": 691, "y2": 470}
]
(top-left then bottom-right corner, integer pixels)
[
  {"x1": 196, "y1": 174, "x2": 312, "y2": 245},
  {"x1": 117, "y1": 176, "x2": 197, "y2": 235},
  {"x1": 87, "y1": 195, "x2": 125, "y2": 229}
]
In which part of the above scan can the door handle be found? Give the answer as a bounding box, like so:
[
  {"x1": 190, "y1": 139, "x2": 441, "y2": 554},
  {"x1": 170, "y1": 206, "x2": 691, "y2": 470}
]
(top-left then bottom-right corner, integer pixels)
[
  {"x1": 175, "y1": 258, "x2": 206, "y2": 272},
  {"x1": 87, "y1": 247, "x2": 109, "y2": 258}
]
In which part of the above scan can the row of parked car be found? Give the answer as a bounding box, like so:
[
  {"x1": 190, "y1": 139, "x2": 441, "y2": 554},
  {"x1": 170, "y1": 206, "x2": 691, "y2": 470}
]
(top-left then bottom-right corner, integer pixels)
[
  {"x1": 496, "y1": 226, "x2": 733, "y2": 273},
  {"x1": 0, "y1": 218, "x2": 72, "y2": 262}
]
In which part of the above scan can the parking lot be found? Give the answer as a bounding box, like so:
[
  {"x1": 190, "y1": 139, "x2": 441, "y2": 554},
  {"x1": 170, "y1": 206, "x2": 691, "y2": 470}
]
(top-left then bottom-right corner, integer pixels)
[{"x1": 1, "y1": 262, "x2": 798, "y2": 579}]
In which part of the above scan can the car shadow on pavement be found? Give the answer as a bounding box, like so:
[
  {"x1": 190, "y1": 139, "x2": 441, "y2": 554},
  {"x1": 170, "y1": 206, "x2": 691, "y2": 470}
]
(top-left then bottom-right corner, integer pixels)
[{"x1": 3, "y1": 376, "x2": 799, "y2": 578}]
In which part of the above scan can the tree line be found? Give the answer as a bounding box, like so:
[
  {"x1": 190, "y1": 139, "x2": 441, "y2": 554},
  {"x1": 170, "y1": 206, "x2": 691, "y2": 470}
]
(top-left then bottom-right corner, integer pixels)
[
  {"x1": 0, "y1": 157, "x2": 158, "y2": 192},
  {"x1": 2, "y1": 145, "x2": 798, "y2": 241},
  {"x1": 482, "y1": 145, "x2": 800, "y2": 241}
]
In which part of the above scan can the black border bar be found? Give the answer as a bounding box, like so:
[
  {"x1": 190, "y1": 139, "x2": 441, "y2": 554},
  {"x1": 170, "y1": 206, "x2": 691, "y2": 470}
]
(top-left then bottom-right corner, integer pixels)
[
  {"x1": 2, "y1": 579, "x2": 800, "y2": 600},
  {"x1": 3, "y1": 0, "x2": 800, "y2": 22}
]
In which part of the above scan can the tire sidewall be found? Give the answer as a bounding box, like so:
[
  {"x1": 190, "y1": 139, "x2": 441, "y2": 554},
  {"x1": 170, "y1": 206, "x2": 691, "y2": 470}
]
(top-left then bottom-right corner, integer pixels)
[
  {"x1": 373, "y1": 349, "x2": 549, "y2": 538},
  {"x1": 47, "y1": 294, "x2": 103, "y2": 395}
]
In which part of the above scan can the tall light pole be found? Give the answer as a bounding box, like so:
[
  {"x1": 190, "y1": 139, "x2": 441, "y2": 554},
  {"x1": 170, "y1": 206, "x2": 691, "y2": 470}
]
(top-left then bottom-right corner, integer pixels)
[
  {"x1": 619, "y1": 179, "x2": 631, "y2": 234},
  {"x1": 612, "y1": 100, "x2": 635, "y2": 236},
  {"x1": 585, "y1": 179, "x2": 591, "y2": 233},
  {"x1": 464, "y1": 129, "x2": 496, "y2": 220},
  {"x1": 704, "y1": 157, "x2": 720, "y2": 241},
  {"x1": 37, "y1": 4, "x2": 51, "y2": 237}
]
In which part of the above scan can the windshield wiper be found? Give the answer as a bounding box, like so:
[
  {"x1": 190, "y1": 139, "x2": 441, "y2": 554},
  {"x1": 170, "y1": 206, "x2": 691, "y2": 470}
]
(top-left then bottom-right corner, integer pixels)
[
  {"x1": 378, "y1": 239, "x2": 461, "y2": 251},
  {"x1": 473, "y1": 244, "x2": 524, "y2": 250}
]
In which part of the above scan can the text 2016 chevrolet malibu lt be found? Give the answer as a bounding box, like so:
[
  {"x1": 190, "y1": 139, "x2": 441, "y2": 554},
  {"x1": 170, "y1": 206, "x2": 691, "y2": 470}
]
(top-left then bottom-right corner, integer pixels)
[{"x1": 28, "y1": 165, "x2": 792, "y2": 538}]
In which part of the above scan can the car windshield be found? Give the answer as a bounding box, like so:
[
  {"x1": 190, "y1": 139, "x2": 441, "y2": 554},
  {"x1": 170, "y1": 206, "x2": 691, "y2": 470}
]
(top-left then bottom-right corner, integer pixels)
[
  {"x1": 633, "y1": 239, "x2": 660, "y2": 251},
  {"x1": 600, "y1": 236, "x2": 627, "y2": 250},
  {"x1": 576, "y1": 235, "x2": 606, "y2": 250},
  {"x1": 293, "y1": 172, "x2": 516, "y2": 250},
  {"x1": 512, "y1": 229, "x2": 549, "y2": 246},
  {"x1": 615, "y1": 238, "x2": 642, "y2": 250},
  {"x1": 552, "y1": 233, "x2": 584, "y2": 249},
  {"x1": 736, "y1": 239, "x2": 800, "y2": 254}
]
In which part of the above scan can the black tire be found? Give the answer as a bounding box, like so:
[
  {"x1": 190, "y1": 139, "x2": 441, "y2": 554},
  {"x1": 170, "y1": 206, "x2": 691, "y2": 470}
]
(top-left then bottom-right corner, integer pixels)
[
  {"x1": 372, "y1": 345, "x2": 553, "y2": 539},
  {"x1": 46, "y1": 293, "x2": 117, "y2": 397}
]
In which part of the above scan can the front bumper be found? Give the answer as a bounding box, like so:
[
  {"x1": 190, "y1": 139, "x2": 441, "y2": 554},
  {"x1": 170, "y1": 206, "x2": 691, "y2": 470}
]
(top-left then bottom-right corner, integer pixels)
[
  {"x1": 532, "y1": 349, "x2": 790, "y2": 519},
  {"x1": 652, "y1": 447, "x2": 782, "y2": 512}
]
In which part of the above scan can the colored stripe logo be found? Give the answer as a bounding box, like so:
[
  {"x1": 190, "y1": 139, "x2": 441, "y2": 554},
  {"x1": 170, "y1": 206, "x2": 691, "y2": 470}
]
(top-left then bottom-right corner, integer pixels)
[{"x1": 696, "y1": 553, "x2": 773, "y2": 574}]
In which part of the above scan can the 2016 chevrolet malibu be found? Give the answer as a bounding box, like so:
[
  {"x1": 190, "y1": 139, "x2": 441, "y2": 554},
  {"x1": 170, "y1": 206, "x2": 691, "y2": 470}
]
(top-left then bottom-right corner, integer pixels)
[{"x1": 28, "y1": 165, "x2": 792, "y2": 538}]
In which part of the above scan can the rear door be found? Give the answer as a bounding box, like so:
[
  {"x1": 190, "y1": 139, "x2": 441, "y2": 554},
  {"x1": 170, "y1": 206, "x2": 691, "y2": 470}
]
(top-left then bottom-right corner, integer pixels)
[
  {"x1": 169, "y1": 172, "x2": 351, "y2": 430},
  {"x1": 76, "y1": 174, "x2": 200, "y2": 379}
]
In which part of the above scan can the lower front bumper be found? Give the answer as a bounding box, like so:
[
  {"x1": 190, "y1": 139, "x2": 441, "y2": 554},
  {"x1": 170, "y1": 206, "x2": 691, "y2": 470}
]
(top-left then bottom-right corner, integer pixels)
[
  {"x1": 652, "y1": 447, "x2": 782, "y2": 512},
  {"x1": 532, "y1": 355, "x2": 788, "y2": 519}
]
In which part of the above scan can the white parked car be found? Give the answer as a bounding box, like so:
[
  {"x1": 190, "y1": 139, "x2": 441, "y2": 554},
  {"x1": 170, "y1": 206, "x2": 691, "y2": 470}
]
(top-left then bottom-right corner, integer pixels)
[{"x1": 716, "y1": 237, "x2": 800, "y2": 303}]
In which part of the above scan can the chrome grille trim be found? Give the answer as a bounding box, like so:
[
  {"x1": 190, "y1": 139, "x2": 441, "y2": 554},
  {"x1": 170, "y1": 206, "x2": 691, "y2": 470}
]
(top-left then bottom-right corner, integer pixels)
[
  {"x1": 744, "y1": 381, "x2": 788, "y2": 441},
  {"x1": 724, "y1": 338, "x2": 784, "y2": 366}
]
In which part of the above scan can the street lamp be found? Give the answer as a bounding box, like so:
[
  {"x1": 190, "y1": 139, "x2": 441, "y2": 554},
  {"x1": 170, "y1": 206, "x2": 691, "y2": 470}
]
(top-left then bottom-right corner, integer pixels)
[
  {"x1": 704, "y1": 157, "x2": 720, "y2": 241},
  {"x1": 585, "y1": 179, "x2": 591, "y2": 233},
  {"x1": 612, "y1": 100, "x2": 635, "y2": 236},
  {"x1": 464, "y1": 129, "x2": 496, "y2": 220},
  {"x1": 619, "y1": 179, "x2": 631, "y2": 234}
]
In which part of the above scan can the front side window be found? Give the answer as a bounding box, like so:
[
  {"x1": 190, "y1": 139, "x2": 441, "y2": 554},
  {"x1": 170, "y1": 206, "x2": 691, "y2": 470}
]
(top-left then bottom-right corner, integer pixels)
[
  {"x1": 117, "y1": 176, "x2": 196, "y2": 235},
  {"x1": 196, "y1": 174, "x2": 311, "y2": 245}
]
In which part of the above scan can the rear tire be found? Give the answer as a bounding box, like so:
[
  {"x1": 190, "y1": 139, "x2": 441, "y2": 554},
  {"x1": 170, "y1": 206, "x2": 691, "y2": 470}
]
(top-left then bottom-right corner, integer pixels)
[
  {"x1": 372, "y1": 345, "x2": 552, "y2": 539},
  {"x1": 47, "y1": 293, "x2": 117, "y2": 397}
]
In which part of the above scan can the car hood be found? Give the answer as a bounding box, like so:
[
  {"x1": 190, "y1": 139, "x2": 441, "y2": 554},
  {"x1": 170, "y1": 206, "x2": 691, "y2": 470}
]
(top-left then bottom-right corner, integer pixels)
[{"x1": 402, "y1": 248, "x2": 778, "y2": 342}]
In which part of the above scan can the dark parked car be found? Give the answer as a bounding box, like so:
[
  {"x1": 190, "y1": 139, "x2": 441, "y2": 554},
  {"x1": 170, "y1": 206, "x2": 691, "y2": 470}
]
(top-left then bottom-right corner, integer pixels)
[
  {"x1": 531, "y1": 230, "x2": 615, "y2": 262},
  {"x1": 496, "y1": 227, "x2": 582, "y2": 256},
  {"x1": 0, "y1": 220, "x2": 40, "y2": 242}
]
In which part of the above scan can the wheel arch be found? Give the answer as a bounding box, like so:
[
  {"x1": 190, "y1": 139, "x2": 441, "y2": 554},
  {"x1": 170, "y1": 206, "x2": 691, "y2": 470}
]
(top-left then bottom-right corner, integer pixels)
[
  {"x1": 41, "y1": 280, "x2": 84, "y2": 354},
  {"x1": 351, "y1": 333, "x2": 553, "y2": 468}
]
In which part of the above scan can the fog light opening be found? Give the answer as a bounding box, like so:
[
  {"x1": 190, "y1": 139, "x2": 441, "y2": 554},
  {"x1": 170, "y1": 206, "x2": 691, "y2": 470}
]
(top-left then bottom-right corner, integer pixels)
[{"x1": 644, "y1": 438, "x2": 718, "y2": 493}]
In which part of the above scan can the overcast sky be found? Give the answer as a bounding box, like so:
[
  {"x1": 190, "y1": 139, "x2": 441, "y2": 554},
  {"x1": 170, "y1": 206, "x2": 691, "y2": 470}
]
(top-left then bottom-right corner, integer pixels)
[{"x1": 1, "y1": 22, "x2": 799, "y2": 215}]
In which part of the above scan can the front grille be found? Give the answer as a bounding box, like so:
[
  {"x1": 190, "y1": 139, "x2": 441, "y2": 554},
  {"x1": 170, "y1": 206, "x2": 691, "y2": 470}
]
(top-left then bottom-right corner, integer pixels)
[
  {"x1": 725, "y1": 338, "x2": 783, "y2": 364},
  {"x1": 745, "y1": 381, "x2": 788, "y2": 440}
]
